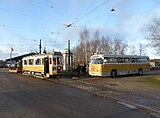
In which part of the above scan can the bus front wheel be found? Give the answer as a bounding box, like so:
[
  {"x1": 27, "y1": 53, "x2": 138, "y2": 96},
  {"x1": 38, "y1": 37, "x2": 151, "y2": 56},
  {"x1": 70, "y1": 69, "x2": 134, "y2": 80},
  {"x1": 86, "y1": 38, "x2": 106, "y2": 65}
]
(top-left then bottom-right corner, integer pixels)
[
  {"x1": 138, "y1": 68, "x2": 143, "y2": 76},
  {"x1": 111, "y1": 70, "x2": 117, "y2": 78}
]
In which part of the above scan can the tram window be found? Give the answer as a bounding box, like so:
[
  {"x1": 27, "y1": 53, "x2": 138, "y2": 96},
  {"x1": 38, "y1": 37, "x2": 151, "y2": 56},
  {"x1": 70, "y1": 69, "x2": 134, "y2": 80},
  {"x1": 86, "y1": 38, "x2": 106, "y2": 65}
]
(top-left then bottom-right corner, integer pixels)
[
  {"x1": 24, "y1": 60, "x2": 27, "y2": 65},
  {"x1": 42, "y1": 58, "x2": 44, "y2": 65},
  {"x1": 53, "y1": 58, "x2": 56, "y2": 65},
  {"x1": 35, "y1": 58, "x2": 41, "y2": 65},
  {"x1": 57, "y1": 57, "x2": 61, "y2": 65},
  {"x1": 29, "y1": 59, "x2": 34, "y2": 65}
]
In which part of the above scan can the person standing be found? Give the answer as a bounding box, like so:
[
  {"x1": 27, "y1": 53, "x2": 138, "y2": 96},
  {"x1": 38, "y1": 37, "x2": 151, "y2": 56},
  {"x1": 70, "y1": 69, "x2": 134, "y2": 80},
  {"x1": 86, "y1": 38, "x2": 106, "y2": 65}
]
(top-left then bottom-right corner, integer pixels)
[
  {"x1": 77, "y1": 63, "x2": 81, "y2": 77},
  {"x1": 83, "y1": 63, "x2": 86, "y2": 76}
]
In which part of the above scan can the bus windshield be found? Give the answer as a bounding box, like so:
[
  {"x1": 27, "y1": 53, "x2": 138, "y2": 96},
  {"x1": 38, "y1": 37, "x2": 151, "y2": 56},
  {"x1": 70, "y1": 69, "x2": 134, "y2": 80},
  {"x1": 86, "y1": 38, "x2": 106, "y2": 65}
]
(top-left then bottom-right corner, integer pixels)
[{"x1": 90, "y1": 58, "x2": 103, "y2": 64}]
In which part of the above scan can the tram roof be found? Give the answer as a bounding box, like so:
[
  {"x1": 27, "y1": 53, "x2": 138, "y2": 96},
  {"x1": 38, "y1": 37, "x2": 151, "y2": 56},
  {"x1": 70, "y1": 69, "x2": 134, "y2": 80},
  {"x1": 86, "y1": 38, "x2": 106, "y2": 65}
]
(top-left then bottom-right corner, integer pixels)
[{"x1": 22, "y1": 52, "x2": 62, "y2": 59}]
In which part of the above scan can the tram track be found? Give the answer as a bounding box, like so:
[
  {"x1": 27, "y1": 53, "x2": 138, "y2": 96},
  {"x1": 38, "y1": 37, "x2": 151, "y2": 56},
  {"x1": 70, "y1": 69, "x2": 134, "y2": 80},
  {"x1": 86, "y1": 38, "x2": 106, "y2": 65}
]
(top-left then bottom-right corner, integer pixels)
[{"x1": 46, "y1": 77, "x2": 160, "y2": 116}]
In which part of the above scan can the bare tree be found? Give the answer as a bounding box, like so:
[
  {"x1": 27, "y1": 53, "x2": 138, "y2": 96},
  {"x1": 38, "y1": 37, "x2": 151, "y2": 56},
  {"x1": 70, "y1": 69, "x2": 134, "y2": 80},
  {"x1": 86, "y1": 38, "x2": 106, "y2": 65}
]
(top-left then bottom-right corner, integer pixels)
[
  {"x1": 100, "y1": 36, "x2": 113, "y2": 54},
  {"x1": 113, "y1": 38, "x2": 128, "y2": 55},
  {"x1": 129, "y1": 45, "x2": 136, "y2": 55},
  {"x1": 72, "y1": 27, "x2": 90, "y2": 66},
  {"x1": 72, "y1": 28, "x2": 128, "y2": 65},
  {"x1": 90, "y1": 30, "x2": 100, "y2": 54},
  {"x1": 147, "y1": 17, "x2": 160, "y2": 55},
  {"x1": 138, "y1": 43, "x2": 146, "y2": 56}
]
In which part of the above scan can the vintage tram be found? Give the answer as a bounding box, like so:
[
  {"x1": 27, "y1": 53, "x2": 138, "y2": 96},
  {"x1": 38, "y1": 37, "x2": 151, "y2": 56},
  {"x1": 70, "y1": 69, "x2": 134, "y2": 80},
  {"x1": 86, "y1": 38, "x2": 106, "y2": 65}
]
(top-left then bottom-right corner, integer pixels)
[{"x1": 22, "y1": 52, "x2": 63, "y2": 78}]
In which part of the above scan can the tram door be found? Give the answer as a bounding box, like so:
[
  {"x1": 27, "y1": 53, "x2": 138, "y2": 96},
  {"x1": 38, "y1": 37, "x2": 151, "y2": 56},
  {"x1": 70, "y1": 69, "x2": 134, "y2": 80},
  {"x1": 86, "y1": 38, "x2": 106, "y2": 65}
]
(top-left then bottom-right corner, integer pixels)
[{"x1": 44, "y1": 57, "x2": 49, "y2": 75}]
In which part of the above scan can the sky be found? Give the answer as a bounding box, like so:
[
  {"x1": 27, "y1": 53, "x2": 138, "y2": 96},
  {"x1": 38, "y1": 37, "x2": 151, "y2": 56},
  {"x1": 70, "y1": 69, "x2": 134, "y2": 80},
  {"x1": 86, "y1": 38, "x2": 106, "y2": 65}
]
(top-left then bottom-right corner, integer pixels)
[{"x1": 0, "y1": 0, "x2": 160, "y2": 60}]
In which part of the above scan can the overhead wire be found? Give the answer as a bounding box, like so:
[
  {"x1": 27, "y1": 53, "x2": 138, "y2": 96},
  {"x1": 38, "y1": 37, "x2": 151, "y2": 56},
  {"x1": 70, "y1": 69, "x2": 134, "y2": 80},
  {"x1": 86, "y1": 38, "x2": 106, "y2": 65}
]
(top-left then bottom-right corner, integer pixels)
[
  {"x1": 29, "y1": 0, "x2": 54, "y2": 8},
  {"x1": 71, "y1": 0, "x2": 110, "y2": 25},
  {"x1": 53, "y1": 0, "x2": 127, "y2": 38},
  {"x1": 74, "y1": 0, "x2": 97, "y2": 20},
  {"x1": 0, "y1": 2, "x2": 67, "y2": 39},
  {"x1": 112, "y1": 0, "x2": 127, "y2": 10},
  {"x1": 0, "y1": 7, "x2": 60, "y2": 25},
  {"x1": 0, "y1": 24, "x2": 44, "y2": 32}
]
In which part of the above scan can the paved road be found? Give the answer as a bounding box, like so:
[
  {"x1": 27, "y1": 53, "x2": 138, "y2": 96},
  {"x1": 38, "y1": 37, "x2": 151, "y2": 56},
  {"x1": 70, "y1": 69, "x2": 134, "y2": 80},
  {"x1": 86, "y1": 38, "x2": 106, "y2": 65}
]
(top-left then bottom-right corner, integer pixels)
[{"x1": 0, "y1": 69, "x2": 156, "y2": 118}]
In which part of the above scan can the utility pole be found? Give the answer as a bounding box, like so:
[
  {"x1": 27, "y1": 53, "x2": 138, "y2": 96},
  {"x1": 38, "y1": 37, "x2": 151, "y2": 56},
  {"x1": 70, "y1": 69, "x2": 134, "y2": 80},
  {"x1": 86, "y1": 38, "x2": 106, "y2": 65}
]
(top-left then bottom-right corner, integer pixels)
[
  {"x1": 68, "y1": 39, "x2": 70, "y2": 71},
  {"x1": 43, "y1": 47, "x2": 46, "y2": 54},
  {"x1": 39, "y1": 39, "x2": 42, "y2": 54}
]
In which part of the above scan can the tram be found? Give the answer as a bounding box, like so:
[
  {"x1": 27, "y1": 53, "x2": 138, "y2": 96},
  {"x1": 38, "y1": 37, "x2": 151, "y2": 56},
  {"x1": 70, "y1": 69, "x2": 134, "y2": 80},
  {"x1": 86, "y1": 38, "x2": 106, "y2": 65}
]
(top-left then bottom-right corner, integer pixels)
[{"x1": 22, "y1": 52, "x2": 63, "y2": 78}]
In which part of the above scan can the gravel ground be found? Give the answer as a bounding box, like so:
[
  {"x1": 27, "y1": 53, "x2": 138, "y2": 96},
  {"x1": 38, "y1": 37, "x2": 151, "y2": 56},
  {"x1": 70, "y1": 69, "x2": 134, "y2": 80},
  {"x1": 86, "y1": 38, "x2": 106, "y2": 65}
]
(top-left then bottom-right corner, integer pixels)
[{"x1": 48, "y1": 70, "x2": 160, "y2": 116}]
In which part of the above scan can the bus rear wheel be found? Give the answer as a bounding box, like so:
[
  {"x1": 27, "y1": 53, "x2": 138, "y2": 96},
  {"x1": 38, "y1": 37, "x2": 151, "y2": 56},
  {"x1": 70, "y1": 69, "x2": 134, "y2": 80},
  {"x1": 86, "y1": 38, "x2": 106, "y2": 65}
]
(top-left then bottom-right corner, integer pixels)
[
  {"x1": 138, "y1": 68, "x2": 143, "y2": 76},
  {"x1": 111, "y1": 70, "x2": 117, "y2": 78}
]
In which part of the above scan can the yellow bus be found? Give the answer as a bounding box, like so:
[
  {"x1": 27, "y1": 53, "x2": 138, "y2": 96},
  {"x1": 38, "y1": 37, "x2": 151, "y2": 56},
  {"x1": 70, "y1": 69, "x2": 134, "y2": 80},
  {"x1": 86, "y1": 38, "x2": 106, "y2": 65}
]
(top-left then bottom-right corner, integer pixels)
[
  {"x1": 89, "y1": 54, "x2": 150, "y2": 78},
  {"x1": 22, "y1": 52, "x2": 63, "y2": 78}
]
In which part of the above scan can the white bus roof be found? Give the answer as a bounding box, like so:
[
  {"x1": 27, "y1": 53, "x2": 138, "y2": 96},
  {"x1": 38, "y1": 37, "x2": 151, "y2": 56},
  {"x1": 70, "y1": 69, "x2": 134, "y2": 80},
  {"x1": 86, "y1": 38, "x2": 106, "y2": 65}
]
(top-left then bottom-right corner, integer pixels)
[{"x1": 91, "y1": 54, "x2": 149, "y2": 59}]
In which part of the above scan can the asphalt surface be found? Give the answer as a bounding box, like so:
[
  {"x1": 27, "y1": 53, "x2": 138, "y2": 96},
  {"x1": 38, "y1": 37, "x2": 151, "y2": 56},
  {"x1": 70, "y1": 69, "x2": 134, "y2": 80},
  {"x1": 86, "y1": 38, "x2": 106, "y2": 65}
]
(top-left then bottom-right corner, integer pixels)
[{"x1": 0, "y1": 69, "x2": 157, "y2": 118}]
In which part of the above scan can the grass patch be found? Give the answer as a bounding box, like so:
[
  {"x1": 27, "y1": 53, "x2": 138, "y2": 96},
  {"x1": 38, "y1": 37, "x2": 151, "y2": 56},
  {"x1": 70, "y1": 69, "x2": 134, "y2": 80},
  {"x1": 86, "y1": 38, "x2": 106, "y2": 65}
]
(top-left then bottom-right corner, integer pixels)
[
  {"x1": 148, "y1": 76, "x2": 160, "y2": 84},
  {"x1": 61, "y1": 70, "x2": 91, "y2": 78},
  {"x1": 62, "y1": 70, "x2": 76, "y2": 78}
]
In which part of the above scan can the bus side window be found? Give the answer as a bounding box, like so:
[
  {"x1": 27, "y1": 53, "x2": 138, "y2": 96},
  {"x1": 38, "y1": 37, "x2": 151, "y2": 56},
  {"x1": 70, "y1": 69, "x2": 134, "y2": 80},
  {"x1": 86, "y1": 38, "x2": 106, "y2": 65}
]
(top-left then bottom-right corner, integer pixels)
[
  {"x1": 103, "y1": 59, "x2": 107, "y2": 64},
  {"x1": 117, "y1": 58, "x2": 124, "y2": 63},
  {"x1": 104, "y1": 57, "x2": 110, "y2": 63},
  {"x1": 124, "y1": 58, "x2": 129, "y2": 63},
  {"x1": 131, "y1": 58, "x2": 136, "y2": 63},
  {"x1": 107, "y1": 58, "x2": 110, "y2": 63},
  {"x1": 112, "y1": 57, "x2": 117, "y2": 63}
]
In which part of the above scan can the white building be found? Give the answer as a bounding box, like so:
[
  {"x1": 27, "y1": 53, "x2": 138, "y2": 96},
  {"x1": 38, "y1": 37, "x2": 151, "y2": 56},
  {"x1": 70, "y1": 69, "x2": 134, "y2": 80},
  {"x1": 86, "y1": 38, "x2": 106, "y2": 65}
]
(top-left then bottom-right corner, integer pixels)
[{"x1": 62, "y1": 48, "x2": 73, "y2": 70}]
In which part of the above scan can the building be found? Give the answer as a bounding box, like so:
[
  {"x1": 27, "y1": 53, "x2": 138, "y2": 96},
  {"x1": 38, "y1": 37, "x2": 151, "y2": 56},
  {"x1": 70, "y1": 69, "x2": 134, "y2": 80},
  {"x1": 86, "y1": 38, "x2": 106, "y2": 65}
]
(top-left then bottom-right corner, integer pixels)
[
  {"x1": 6, "y1": 52, "x2": 36, "y2": 67},
  {"x1": 150, "y1": 59, "x2": 160, "y2": 70},
  {"x1": 62, "y1": 48, "x2": 73, "y2": 70}
]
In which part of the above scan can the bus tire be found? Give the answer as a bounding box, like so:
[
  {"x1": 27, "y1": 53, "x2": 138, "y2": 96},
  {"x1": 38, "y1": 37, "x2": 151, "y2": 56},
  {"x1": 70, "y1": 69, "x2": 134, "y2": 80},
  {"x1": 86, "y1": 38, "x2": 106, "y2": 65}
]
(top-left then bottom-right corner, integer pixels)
[
  {"x1": 111, "y1": 70, "x2": 117, "y2": 78},
  {"x1": 138, "y1": 68, "x2": 143, "y2": 76}
]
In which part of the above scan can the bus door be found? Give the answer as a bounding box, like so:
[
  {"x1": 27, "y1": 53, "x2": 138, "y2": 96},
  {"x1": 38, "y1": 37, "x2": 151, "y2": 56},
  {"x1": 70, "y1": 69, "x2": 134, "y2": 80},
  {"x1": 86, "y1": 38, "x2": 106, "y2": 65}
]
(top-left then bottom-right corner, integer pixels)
[{"x1": 44, "y1": 57, "x2": 49, "y2": 75}]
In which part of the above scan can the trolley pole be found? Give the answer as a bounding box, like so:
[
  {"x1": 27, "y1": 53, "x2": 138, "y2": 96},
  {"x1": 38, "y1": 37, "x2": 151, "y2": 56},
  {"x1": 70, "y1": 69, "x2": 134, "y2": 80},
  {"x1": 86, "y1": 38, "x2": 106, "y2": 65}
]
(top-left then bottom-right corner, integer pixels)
[
  {"x1": 68, "y1": 39, "x2": 70, "y2": 71},
  {"x1": 39, "y1": 39, "x2": 42, "y2": 54}
]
